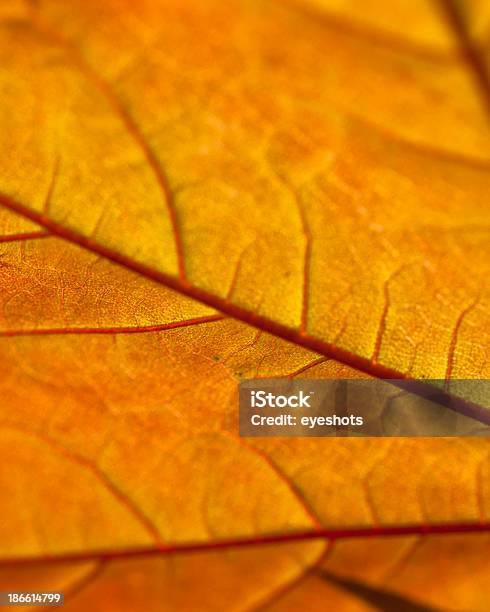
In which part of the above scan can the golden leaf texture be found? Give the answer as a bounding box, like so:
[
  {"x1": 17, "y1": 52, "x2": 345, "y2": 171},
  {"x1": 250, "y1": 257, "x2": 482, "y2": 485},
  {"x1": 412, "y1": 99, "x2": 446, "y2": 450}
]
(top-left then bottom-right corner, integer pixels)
[{"x1": 0, "y1": 0, "x2": 489, "y2": 610}]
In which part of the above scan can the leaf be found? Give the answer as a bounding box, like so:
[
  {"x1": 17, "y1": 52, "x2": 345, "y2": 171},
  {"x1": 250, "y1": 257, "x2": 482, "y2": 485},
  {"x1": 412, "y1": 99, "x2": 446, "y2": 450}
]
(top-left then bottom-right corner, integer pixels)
[
  {"x1": 1, "y1": 0, "x2": 489, "y2": 381},
  {"x1": 0, "y1": 0, "x2": 489, "y2": 610},
  {"x1": 1, "y1": 229, "x2": 490, "y2": 609},
  {"x1": 1, "y1": 534, "x2": 490, "y2": 610},
  {"x1": 442, "y1": 0, "x2": 490, "y2": 99}
]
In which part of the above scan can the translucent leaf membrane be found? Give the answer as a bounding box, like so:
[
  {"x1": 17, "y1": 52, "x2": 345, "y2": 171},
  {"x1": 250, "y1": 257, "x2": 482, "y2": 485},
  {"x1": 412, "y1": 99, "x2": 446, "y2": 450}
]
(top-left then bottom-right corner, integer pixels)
[
  {"x1": 449, "y1": 0, "x2": 490, "y2": 80},
  {"x1": 0, "y1": 0, "x2": 488, "y2": 382},
  {"x1": 0, "y1": 1, "x2": 489, "y2": 610},
  {"x1": 1, "y1": 535, "x2": 490, "y2": 610},
  {"x1": 0, "y1": 236, "x2": 489, "y2": 563}
]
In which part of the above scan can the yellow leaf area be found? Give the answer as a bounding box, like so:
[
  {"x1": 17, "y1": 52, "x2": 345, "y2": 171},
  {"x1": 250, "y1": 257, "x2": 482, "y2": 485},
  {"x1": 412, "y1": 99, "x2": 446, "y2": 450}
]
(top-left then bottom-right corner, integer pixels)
[
  {"x1": 0, "y1": 0, "x2": 489, "y2": 610},
  {"x1": 0, "y1": 0, "x2": 489, "y2": 380},
  {"x1": 450, "y1": 0, "x2": 490, "y2": 80},
  {"x1": 2, "y1": 535, "x2": 490, "y2": 611},
  {"x1": 0, "y1": 222, "x2": 489, "y2": 610}
]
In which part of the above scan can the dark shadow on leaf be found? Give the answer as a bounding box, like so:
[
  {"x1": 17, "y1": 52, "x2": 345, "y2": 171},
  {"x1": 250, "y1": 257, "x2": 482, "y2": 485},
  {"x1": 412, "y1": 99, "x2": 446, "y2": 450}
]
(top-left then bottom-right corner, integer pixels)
[{"x1": 317, "y1": 569, "x2": 446, "y2": 612}]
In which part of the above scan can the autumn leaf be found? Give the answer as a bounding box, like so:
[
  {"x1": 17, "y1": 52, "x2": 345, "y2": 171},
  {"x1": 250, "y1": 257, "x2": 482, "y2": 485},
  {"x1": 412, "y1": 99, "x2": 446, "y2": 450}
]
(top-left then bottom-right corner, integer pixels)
[{"x1": 0, "y1": 0, "x2": 489, "y2": 610}]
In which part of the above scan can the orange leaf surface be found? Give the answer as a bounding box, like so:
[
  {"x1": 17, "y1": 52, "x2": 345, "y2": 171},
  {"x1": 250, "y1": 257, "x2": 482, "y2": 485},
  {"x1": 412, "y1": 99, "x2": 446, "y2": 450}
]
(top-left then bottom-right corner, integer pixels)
[
  {"x1": 1, "y1": 226, "x2": 490, "y2": 609},
  {"x1": 3, "y1": 534, "x2": 490, "y2": 611},
  {"x1": 1, "y1": 0, "x2": 489, "y2": 380},
  {"x1": 0, "y1": 0, "x2": 489, "y2": 610}
]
